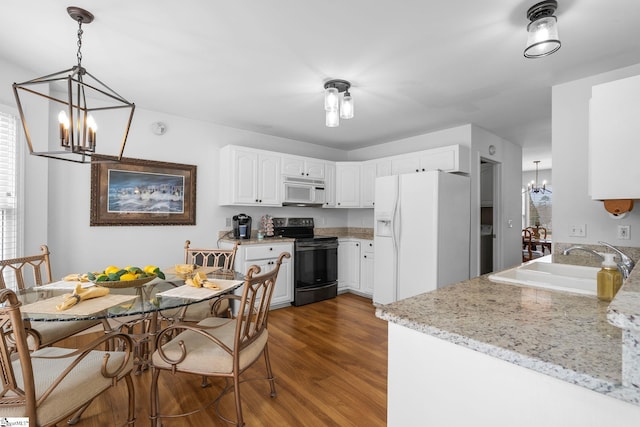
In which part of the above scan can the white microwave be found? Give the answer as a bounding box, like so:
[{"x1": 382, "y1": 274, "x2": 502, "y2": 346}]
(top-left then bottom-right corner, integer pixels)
[{"x1": 282, "y1": 177, "x2": 325, "y2": 207}]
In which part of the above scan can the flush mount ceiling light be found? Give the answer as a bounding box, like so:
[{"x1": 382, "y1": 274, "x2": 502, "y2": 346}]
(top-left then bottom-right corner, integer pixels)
[
  {"x1": 324, "y1": 79, "x2": 354, "y2": 128},
  {"x1": 524, "y1": 0, "x2": 561, "y2": 58},
  {"x1": 12, "y1": 6, "x2": 135, "y2": 163}
]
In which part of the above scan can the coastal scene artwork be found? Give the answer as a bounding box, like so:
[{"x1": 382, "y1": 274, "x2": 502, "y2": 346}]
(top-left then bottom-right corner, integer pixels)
[
  {"x1": 107, "y1": 170, "x2": 185, "y2": 214},
  {"x1": 91, "y1": 157, "x2": 196, "y2": 226}
]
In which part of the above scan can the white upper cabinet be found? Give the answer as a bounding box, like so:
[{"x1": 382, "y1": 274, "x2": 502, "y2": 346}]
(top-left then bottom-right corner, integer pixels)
[
  {"x1": 391, "y1": 145, "x2": 469, "y2": 175},
  {"x1": 219, "y1": 146, "x2": 282, "y2": 206},
  {"x1": 324, "y1": 162, "x2": 336, "y2": 208},
  {"x1": 219, "y1": 144, "x2": 469, "y2": 208},
  {"x1": 361, "y1": 162, "x2": 377, "y2": 208},
  {"x1": 335, "y1": 163, "x2": 361, "y2": 208},
  {"x1": 282, "y1": 156, "x2": 325, "y2": 179},
  {"x1": 376, "y1": 159, "x2": 392, "y2": 177},
  {"x1": 589, "y1": 75, "x2": 640, "y2": 199}
]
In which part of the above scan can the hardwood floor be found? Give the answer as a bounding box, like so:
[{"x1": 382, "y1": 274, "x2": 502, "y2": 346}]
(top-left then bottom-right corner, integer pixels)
[{"x1": 59, "y1": 293, "x2": 388, "y2": 426}]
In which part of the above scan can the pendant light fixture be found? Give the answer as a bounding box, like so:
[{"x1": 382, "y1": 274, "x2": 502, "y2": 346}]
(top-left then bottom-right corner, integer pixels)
[
  {"x1": 528, "y1": 161, "x2": 550, "y2": 194},
  {"x1": 524, "y1": 0, "x2": 561, "y2": 58},
  {"x1": 323, "y1": 79, "x2": 354, "y2": 127},
  {"x1": 12, "y1": 6, "x2": 135, "y2": 163}
]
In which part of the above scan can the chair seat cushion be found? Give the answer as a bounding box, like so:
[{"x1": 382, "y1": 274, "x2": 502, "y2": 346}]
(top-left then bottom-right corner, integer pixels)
[
  {"x1": 2, "y1": 346, "x2": 133, "y2": 424},
  {"x1": 26, "y1": 319, "x2": 103, "y2": 349},
  {"x1": 152, "y1": 317, "x2": 268, "y2": 375}
]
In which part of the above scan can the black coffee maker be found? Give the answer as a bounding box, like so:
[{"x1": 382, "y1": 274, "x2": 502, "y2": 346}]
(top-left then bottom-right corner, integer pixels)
[{"x1": 232, "y1": 213, "x2": 252, "y2": 239}]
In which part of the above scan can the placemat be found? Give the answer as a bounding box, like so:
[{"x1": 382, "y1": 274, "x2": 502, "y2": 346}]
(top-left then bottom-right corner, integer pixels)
[
  {"x1": 21, "y1": 294, "x2": 137, "y2": 316},
  {"x1": 156, "y1": 279, "x2": 243, "y2": 301},
  {"x1": 163, "y1": 265, "x2": 222, "y2": 275},
  {"x1": 39, "y1": 280, "x2": 96, "y2": 290}
]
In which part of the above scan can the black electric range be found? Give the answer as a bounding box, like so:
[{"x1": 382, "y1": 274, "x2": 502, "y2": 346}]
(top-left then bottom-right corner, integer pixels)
[{"x1": 272, "y1": 218, "x2": 338, "y2": 306}]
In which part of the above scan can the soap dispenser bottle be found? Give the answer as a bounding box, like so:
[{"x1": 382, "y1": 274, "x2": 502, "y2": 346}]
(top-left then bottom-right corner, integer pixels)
[{"x1": 597, "y1": 253, "x2": 622, "y2": 302}]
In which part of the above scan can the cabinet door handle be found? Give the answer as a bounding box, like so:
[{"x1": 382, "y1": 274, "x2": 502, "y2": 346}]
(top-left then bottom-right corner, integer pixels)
[
  {"x1": 415, "y1": 169, "x2": 419, "y2": 172},
  {"x1": 269, "y1": 247, "x2": 273, "y2": 251}
]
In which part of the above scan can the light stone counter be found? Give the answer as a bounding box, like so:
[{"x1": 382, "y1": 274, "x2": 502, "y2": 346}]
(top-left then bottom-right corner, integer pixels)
[{"x1": 376, "y1": 271, "x2": 640, "y2": 406}]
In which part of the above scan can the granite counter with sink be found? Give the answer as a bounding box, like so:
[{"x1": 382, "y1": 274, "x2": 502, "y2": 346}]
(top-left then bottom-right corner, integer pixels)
[{"x1": 376, "y1": 254, "x2": 640, "y2": 424}]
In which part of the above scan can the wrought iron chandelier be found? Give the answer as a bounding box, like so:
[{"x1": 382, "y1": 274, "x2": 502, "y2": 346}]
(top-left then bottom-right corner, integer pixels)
[
  {"x1": 12, "y1": 6, "x2": 135, "y2": 163},
  {"x1": 528, "y1": 160, "x2": 550, "y2": 194}
]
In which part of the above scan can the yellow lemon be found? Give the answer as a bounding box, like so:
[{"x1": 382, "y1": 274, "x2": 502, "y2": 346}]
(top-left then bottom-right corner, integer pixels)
[
  {"x1": 119, "y1": 273, "x2": 137, "y2": 281},
  {"x1": 104, "y1": 265, "x2": 120, "y2": 275},
  {"x1": 143, "y1": 265, "x2": 158, "y2": 274}
]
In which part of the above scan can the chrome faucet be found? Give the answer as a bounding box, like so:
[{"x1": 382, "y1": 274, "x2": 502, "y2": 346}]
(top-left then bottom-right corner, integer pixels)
[
  {"x1": 598, "y1": 241, "x2": 635, "y2": 279},
  {"x1": 562, "y1": 246, "x2": 604, "y2": 261},
  {"x1": 562, "y1": 242, "x2": 635, "y2": 279}
]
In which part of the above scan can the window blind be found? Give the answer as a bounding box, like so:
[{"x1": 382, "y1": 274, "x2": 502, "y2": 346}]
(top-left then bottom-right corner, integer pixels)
[{"x1": 0, "y1": 110, "x2": 18, "y2": 288}]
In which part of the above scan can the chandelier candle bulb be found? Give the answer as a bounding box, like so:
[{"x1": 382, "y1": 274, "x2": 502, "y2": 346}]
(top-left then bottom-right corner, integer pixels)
[
  {"x1": 58, "y1": 111, "x2": 70, "y2": 145},
  {"x1": 87, "y1": 115, "x2": 97, "y2": 149}
]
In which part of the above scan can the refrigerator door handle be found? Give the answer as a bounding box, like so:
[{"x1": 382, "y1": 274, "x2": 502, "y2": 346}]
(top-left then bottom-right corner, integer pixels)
[{"x1": 391, "y1": 181, "x2": 401, "y2": 302}]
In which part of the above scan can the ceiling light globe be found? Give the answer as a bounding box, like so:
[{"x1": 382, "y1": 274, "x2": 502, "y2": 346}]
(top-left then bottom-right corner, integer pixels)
[
  {"x1": 326, "y1": 109, "x2": 339, "y2": 127},
  {"x1": 324, "y1": 87, "x2": 339, "y2": 112},
  {"x1": 340, "y1": 92, "x2": 354, "y2": 119},
  {"x1": 524, "y1": 16, "x2": 560, "y2": 58}
]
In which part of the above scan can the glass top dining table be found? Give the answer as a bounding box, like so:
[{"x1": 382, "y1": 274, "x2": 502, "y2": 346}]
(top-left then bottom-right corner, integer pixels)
[
  {"x1": 14, "y1": 269, "x2": 245, "y2": 322},
  {"x1": 13, "y1": 268, "x2": 245, "y2": 373}
]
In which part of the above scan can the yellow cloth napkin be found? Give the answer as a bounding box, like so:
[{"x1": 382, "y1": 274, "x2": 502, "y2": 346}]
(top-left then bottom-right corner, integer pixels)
[{"x1": 56, "y1": 284, "x2": 110, "y2": 311}]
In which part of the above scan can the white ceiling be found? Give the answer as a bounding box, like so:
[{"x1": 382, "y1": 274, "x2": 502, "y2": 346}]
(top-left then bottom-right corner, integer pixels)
[{"x1": 3, "y1": 1, "x2": 640, "y2": 171}]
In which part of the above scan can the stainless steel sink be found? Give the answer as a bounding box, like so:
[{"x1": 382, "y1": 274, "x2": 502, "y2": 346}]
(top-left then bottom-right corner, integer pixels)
[{"x1": 488, "y1": 258, "x2": 599, "y2": 295}]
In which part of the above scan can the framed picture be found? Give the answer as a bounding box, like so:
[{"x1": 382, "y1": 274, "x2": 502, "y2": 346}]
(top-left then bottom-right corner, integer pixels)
[{"x1": 90, "y1": 156, "x2": 196, "y2": 226}]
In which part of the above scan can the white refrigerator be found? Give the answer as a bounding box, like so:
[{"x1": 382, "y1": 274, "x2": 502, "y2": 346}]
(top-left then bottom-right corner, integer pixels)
[{"x1": 373, "y1": 170, "x2": 470, "y2": 305}]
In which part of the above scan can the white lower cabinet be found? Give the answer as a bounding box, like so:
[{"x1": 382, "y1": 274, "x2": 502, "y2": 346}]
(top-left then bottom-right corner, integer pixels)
[
  {"x1": 360, "y1": 240, "x2": 374, "y2": 295},
  {"x1": 222, "y1": 241, "x2": 293, "y2": 308},
  {"x1": 338, "y1": 239, "x2": 360, "y2": 292},
  {"x1": 338, "y1": 238, "x2": 374, "y2": 297}
]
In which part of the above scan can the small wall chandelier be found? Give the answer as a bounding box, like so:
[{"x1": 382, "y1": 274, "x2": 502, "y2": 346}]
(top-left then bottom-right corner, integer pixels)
[
  {"x1": 524, "y1": 0, "x2": 561, "y2": 58},
  {"x1": 12, "y1": 6, "x2": 135, "y2": 163},
  {"x1": 528, "y1": 161, "x2": 549, "y2": 194},
  {"x1": 324, "y1": 79, "x2": 354, "y2": 127}
]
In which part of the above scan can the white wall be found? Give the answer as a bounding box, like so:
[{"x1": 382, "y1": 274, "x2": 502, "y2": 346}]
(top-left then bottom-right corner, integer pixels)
[{"x1": 553, "y1": 63, "x2": 640, "y2": 247}]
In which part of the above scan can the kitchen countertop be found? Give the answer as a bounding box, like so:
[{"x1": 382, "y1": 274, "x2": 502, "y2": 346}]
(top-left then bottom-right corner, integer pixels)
[
  {"x1": 218, "y1": 227, "x2": 374, "y2": 243},
  {"x1": 376, "y1": 266, "x2": 640, "y2": 406},
  {"x1": 219, "y1": 235, "x2": 295, "y2": 245}
]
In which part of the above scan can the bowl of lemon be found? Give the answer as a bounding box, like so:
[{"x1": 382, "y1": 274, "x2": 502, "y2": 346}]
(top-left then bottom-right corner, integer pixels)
[{"x1": 89, "y1": 265, "x2": 165, "y2": 288}]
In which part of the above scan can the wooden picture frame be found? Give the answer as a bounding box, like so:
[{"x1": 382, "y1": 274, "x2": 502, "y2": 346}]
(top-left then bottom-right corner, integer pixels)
[{"x1": 90, "y1": 156, "x2": 196, "y2": 226}]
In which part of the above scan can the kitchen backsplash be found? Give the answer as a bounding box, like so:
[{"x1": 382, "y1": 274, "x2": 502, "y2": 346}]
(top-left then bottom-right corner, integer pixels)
[{"x1": 315, "y1": 227, "x2": 373, "y2": 240}]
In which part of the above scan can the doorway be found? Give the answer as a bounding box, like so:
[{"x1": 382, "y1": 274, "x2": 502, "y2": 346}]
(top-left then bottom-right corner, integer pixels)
[{"x1": 480, "y1": 160, "x2": 499, "y2": 274}]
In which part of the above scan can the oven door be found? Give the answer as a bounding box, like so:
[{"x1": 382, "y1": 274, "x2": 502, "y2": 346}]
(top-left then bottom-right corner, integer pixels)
[{"x1": 294, "y1": 239, "x2": 338, "y2": 305}]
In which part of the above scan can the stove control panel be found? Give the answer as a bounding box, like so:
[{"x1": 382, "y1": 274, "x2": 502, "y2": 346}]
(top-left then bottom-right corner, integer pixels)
[{"x1": 272, "y1": 217, "x2": 314, "y2": 228}]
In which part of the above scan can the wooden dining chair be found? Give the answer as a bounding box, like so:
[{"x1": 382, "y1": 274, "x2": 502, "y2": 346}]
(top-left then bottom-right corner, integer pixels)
[
  {"x1": 150, "y1": 252, "x2": 290, "y2": 427},
  {"x1": 0, "y1": 288, "x2": 136, "y2": 426},
  {"x1": 174, "y1": 240, "x2": 239, "y2": 321},
  {"x1": 522, "y1": 229, "x2": 544, "y2": 262},
  {"x1": 0, "y1": 245, "x2": 108, "y2": 350}
]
